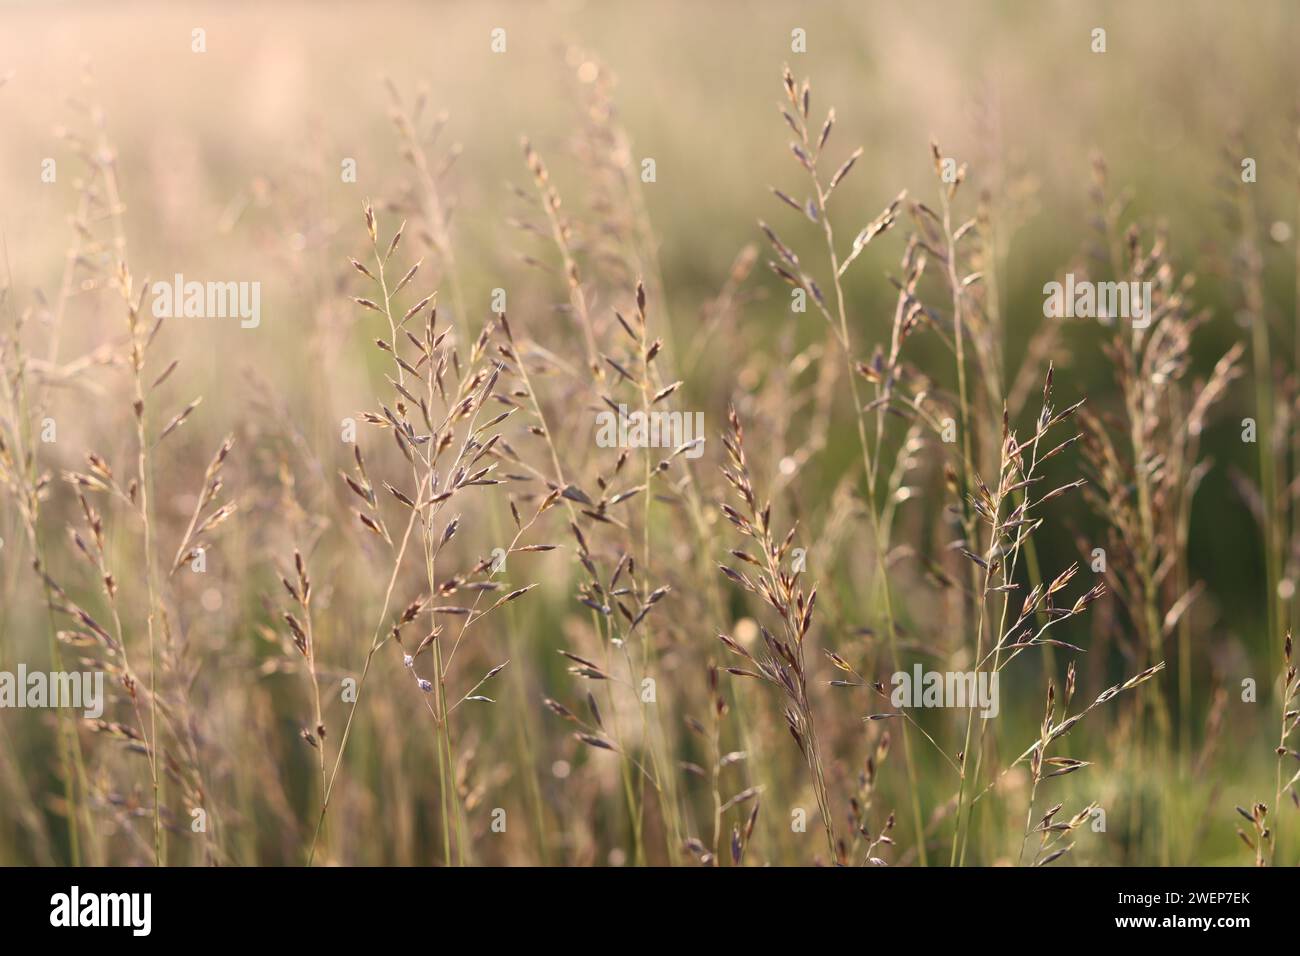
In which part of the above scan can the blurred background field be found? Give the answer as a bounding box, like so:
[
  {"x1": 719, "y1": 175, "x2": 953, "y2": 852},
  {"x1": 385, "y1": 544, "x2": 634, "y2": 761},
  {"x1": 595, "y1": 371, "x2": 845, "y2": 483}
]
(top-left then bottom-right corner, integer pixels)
[{"x1": 1, "y1": 0, "x2": 1298, "y2": 866}]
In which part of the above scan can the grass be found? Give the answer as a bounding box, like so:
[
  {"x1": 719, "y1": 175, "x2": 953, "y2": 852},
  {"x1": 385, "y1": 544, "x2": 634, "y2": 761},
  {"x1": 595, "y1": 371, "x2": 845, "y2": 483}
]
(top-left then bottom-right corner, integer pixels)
[{"x1": 1, "y1": 3, "x2": 1298, "y2": 867}]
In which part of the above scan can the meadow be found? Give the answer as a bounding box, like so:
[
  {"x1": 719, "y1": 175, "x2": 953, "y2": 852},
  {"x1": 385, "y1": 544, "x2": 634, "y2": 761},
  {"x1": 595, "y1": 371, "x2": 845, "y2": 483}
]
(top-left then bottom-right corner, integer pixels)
[{"x1": 0, "y1": 0, "x2": 1298, "y2": 867}]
